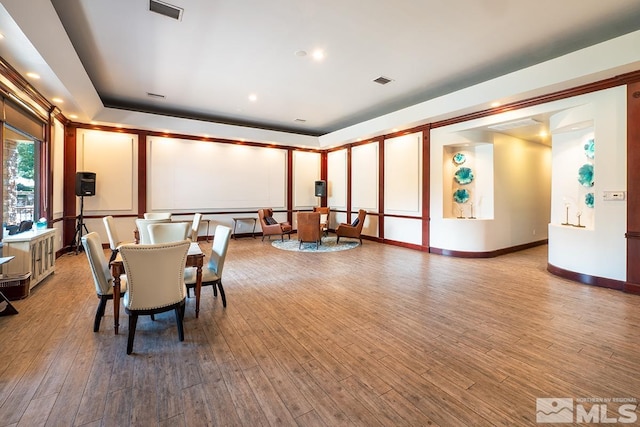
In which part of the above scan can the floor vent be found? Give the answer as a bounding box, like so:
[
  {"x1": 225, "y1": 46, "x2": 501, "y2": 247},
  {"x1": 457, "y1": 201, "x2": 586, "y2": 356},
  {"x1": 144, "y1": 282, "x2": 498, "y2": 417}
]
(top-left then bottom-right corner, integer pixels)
[{"x1": 149, "y1": 0, "x2": 183, "y2": 21}]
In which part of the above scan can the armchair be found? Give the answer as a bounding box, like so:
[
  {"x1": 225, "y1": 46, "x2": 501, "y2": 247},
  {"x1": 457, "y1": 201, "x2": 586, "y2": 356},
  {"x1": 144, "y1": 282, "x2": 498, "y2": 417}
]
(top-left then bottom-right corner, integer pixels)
[
  {"x1": 313, "y1": 206, "x2": 330, "y2": 236},
  {"x1": 297, "y1": 212, "x2": 321, "y2": 249},
  {"x1": 258, "y1": 208, "x2": 292, "y2": 241},
  {"x1": 335, "y1": 209, "x2": 367, "y2": 245}
]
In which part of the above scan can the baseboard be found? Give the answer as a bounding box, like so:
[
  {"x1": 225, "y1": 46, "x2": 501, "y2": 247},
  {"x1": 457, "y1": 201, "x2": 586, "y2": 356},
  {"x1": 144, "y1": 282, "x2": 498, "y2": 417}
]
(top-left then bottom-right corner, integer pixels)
[
  {"x1": 547, "y1": 263, "x2": 625, "y2": 291},
  {"x1": 429, "y1": 239, "x2": 548, "y2": 258}
]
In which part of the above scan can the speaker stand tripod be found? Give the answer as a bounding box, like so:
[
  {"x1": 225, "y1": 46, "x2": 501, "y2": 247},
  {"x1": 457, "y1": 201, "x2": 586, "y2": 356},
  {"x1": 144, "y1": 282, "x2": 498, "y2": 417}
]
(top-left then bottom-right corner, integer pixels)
[{"x1": 71, "y1": 195, "x2": 89, "y2": 255}]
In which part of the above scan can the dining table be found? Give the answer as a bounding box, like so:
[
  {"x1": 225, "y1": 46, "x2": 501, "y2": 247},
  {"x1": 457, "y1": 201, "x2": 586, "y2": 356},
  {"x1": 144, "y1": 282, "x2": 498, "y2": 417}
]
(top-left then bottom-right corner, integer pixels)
[{"x1": 109, "y1": 241, "x2": 205, "y2": 334}]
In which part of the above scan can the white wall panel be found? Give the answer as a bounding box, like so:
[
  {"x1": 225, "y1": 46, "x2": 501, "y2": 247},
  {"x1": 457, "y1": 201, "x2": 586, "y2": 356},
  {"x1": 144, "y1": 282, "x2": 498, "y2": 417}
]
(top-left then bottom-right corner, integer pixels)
[
  {"x1": 293, "y1": 151, "x2": 321, "y2": 208},
  {"x1": 148, "y1": 137, "x2": 287, "y2": 211},
  {"x1": 384, "y1": 216, "x2": 422, "y2": 245},
  {"x1": 351, "y1": 142, "x2": 378, "y2": 212},
  {"x1": 327, "y1": 149, "x2": 347, "y2": 209},
  {"x1": 77, "y1": 129, "x2": 137, "y2": 214},
  {"x1": 384, "y1": 133, "x2": 422, "y2": 215}
]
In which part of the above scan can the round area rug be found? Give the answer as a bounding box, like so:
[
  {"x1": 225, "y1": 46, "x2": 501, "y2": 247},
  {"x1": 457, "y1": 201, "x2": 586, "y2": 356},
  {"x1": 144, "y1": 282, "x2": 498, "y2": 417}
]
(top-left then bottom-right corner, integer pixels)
[{"x1": 272, "y1": 236, "x2": 359, "y2": 253}]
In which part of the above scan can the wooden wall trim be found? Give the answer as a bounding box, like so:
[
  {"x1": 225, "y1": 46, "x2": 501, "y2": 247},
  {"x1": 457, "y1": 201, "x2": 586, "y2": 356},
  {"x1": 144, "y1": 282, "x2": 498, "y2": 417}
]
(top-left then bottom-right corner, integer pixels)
[
  {"x1": 430, "y1": 239, "x2": 548, "y2": 258},
  {"x1": 382, "y1": 238, "x2": 427, "y2": 252},
  {"x1": 62, "y1": 126, "x2": 77, "y2": 248},
  {"x1": 433, "y1": 69, "x2": 640, "y2": 130},
  {"x1": 320, "y1": 151, "x2": 327, "y2": 207},
  {"x1": 624, "y1": 282, "x2": 640, "y2": 295},
  {"x1": 71, "y1": 121, "x2": 324, "y2": 153},
  {"x1": 378, "y1": 138, "x2": 384, "y2": 241},
  {"x1": 421, "y1": 127, "x2": 430, "y2": 250},
  {"x1": 346, "y1": 146, "x2": 352, "y2": 222},
  {"x1": 627, "y1": 81, "x2": 640, "y2": 289},
  {"x1": 137, "y1": 131, "x2": 148, "y2": 217},
  {"x1": 547, "y1": 263, "x2": 625, "y2": 291},
  {"x1": 286, "y1": 148, "x2": 293, "y2": 224},
  {"x1": 0, "y1": 56, "x2": 52, "y2": 121}
]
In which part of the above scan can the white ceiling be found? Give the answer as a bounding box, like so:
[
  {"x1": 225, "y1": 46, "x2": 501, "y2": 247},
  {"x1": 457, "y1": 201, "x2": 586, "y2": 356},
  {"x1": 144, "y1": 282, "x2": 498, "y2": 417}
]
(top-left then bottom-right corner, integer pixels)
[{"x1": 1, "y1": 0, "x2": 640, "y2": 142}]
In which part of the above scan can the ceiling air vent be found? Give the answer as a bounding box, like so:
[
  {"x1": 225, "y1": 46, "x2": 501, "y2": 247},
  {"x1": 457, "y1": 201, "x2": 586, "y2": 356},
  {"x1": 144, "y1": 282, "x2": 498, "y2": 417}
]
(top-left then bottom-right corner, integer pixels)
[
  {"x1": 373, "y1": 76, "x2": 392, "y2": 85},
  {"x1": 488, "y1": 118, "x2": 541, "y2": 131},
  {"x1": 149, "y1": 0, "x2": 183, "y2": 21},
  {"x1": 146, "y1": 92, "x2": 166, "y2": 99}
]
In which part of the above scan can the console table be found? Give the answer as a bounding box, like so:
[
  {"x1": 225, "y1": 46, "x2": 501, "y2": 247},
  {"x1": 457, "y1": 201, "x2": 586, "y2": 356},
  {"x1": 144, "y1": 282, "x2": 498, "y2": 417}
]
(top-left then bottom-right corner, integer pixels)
[
  {"x1": 232, "y1": 217, "x2": 257, "y2": 239},
  {"x1": 2, "y1": 228, "x2": 56, "y2": 290}
]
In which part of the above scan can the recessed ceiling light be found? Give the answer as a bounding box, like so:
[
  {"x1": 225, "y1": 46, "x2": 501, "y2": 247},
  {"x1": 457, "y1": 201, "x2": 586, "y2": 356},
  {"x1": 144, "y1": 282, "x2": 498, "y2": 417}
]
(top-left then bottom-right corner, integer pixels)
[
  {"x1": 26, "y1": 72, "x2": 40, "y2": 79},
  {"x1": 294, "y1": 50, "x2": 307, "y2": 57},
  {"x1": 52, "y1": 97, "x2": 63, "y2": 103},
  {"x1": 69, "y1": 114, "x2": 78, "y2": 119},
  {"x1": 312, "y1": 49, "x2": 324, "y2": 61},
  {"x1": 248, "y1": 94, "x2": 257, "y2": 102},
  {"x1": 491, "y1": 102, "x2": 501, "y2": 108}
]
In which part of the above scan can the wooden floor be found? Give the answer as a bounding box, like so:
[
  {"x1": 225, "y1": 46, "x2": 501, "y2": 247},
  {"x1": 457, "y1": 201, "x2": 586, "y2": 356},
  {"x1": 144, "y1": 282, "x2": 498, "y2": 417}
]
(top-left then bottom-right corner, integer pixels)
[{"x1": 1, "y1": 237, "x2": 640, "y2": 426}]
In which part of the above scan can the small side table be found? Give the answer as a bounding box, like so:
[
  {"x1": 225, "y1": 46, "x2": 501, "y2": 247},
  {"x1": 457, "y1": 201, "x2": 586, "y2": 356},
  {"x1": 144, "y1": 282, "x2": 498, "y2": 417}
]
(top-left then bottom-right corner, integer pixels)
[{"x1": 232, "y1": 218, "x2": 257, "y2": 239}]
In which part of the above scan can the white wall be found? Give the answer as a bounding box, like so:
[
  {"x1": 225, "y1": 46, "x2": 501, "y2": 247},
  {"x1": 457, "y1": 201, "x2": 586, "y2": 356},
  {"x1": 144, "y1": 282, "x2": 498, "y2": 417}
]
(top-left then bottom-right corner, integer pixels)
[
  {"x1": 76, "y1": 129, "x2": 139, "y2": 244},
  {"x1": 327, "y1": 149, "x2": 347, "y2": 228},
  {"x1": 293, "y1": 151, "x2": 321, "y2": 209},
  {"x1": 352, "y1": 142, "x2": 379, "y2": 238},
  {"x1": 148, "y1": 137, "x2": 287, "y2": 212},
  {"x1": 430, "y1": 86, "x2": 626, "y2": 282},
  {"x1": 431, "y1": 115, "x2": 551, "y2": 253},
  {"x1": 384, "y1": 133, "x2": 422, "y2": 244},
  {"x1": 548, "y1": 86, "x2": 627, "y2": 281}
]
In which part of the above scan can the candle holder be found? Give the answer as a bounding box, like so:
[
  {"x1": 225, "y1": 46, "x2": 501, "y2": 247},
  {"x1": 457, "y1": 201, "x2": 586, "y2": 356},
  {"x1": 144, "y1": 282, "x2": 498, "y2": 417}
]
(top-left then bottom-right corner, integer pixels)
[
  {"x1": 561, "y1": 204, "x2": 570, "y2": 226},
  {"x1": 456, "y1": 204, "x2": 465, "y2": 219},
  {"x1": 573, "y1": 211, "x2": 585, "y2": 228},
  {"x1": 468, "y1": 202, "x2": 476, "y2": 219}
]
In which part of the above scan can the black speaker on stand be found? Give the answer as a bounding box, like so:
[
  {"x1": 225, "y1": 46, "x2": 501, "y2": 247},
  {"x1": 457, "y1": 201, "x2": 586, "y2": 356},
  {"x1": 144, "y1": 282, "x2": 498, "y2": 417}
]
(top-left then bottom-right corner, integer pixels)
[
  {"x1": 72, "y1": 172, "x2": 96, "y2": 254},
  {"x1": 314, "y1": 180, "x2": 326, "y2": 198}
]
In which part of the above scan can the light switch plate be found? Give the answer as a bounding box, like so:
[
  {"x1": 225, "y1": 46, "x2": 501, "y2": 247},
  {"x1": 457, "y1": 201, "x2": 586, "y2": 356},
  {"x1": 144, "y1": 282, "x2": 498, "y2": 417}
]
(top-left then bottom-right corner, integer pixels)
[{"x1": 602, "y1": 191, "x2": 626, "y2": 201}]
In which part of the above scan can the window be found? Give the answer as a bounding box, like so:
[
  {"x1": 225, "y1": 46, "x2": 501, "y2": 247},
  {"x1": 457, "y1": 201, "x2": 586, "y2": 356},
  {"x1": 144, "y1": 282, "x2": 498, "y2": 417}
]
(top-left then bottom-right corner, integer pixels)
[{"x1": 3, "y1": 124, "x2": 40, "y2": 225}]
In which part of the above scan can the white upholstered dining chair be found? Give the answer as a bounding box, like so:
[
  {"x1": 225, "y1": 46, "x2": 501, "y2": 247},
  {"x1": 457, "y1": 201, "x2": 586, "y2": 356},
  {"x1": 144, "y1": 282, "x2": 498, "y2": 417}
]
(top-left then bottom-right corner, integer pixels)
[
  {"x1": 103, "y1": 215, "x2": 134, "y2": 262},
  {"x1": 120, "y1": 240, "x2": 190, "y2": 355},
  {"x1": 149, "y1": 222, "x2": 191, "y2": 243},
  {"x1": 143, "y1": 212, "x2": 172, "y2": 220},
  {"x1": 184, "y1": 225, "x2": 232, "y2": 307},
  {"x1": 135, "y1": 218, "x2": 171, "y2": 244},
  {"x1": 82, "y1": 232, "x2": 127, "y2": 332},
  {"x1": 190, "y1": 213, "x2": 202, "y2": 241}
]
